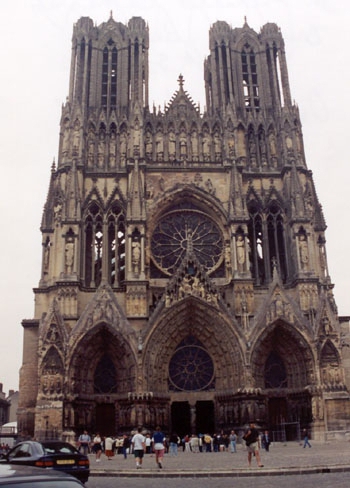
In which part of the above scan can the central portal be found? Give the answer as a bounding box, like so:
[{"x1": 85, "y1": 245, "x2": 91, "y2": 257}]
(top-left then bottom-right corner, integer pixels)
[{"x1": 171, "y1": 400, "x2": 214, "y2": 437}]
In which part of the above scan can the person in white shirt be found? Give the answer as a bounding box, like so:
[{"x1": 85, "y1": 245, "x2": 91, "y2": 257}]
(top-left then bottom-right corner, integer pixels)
[{"x1": 131, "y1": 427, "x2": 146, "y2": 469}]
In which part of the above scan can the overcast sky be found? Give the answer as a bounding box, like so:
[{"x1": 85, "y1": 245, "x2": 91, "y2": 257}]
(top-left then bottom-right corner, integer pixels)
[{"x1": 0, "y1": 0, "x2": 349, "y2": 394}]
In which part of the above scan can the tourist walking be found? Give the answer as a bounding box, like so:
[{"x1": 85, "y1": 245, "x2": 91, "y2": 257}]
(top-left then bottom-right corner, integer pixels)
[
  {"x1": 261, "y1": 430, "x2": 271, "y2": 451},
  {"x1": 104, "y1": 435, "x2": 114, "y2": 460},
  {"x1": 78, "y1": 430, "x2": 91, "y2": 455},
  {"x1": 122, "y1": 434, "x2": 130, "y2": 459},
  {"x1": 303, "y1": 428, "x2": 312, "y2": 448},
  {"x1": 243, "y1": 422, "x2": 264, "y2": 468},
  {"x1": 92, "y1": 433, "x2": 102, "y2": 462},
  {"x1": 169, "y1": 432, "x2": 179, "y2": 456},
  {"x1": 229, "y1": 430, "x2": 237, "y2": 453},
  {"x1": 145, "y1": 434, "x2": 152, "y2": 454},
  {"x1": 152, "y1": 426, "x2": 166, "y2": 469},
  {"x1": 131, "y1": 427, "x2": 146, "y2": 469}
]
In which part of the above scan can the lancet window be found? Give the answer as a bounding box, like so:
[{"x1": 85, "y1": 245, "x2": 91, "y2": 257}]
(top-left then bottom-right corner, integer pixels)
[
  {"x1": 84, "y1": 203, "x2": 103, "y2": 287},
  {"x1": 83, "y1": 202, "x2": 125, "y2": 288},
  {"x1": 101, "y1": 44, "x2": 118, "y2": 109},
  {"x1": 107, "y1": 204, "x2": 125, "y2": 286},
  {"x1": 248, "y1": 201, "x2": 287, "y2": 284},
  {"x1": 241, "y1": 46, "x2": 260, "y2": 111}
]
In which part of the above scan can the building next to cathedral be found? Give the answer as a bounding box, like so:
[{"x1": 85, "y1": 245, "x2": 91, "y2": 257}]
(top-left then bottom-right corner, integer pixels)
[{"x1": 18, "y1": 13, "x2": 350, "y2": 442}]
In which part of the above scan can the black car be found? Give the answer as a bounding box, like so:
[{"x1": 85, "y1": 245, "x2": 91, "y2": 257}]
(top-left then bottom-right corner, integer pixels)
[
  {"x1": 0, "y1": 441, "x2": 89, "y2": 484},
  {"x1": 0, "y1": 463, "x2": 85, "y2": 487}
]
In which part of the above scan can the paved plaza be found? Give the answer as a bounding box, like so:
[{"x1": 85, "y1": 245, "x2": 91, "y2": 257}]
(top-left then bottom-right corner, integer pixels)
[{"x1": 88, "y1": 440, "x2": 350, "y2": 478}]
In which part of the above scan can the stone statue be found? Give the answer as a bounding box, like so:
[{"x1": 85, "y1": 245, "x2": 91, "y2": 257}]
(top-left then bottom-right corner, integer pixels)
[
  {"x1": 299, "y1": 234, "x2": 309, "y2": 269},
  {"x1": 145, "y1": 130, "x2": 153, "y2": 158},
  {"x1": 236, "y1": 234, "x2": 245, "y2": 270},
  {"x1": 132, "y1": 240, "x2": 141, "y2": 275},
  {"x1": 65, "y1": 239, "x2": 74, "y2": 274},
  {"x1": 202, "y1": 130, "x2": 211, "y2": 160},
  {"x1": 156, "y1": 130, "x2": 164, "y2": 160},
  {"x1": 120, "y1": 130, "x2": 127, "y2": 165},
  {"x1": 72, "y1": 119, "x2": 81, "y2": 155},
  {"x1": 168, "y1": 130, "x2": 176, "y2": 158},
  {"x1": 191, "y1": 130, "x2": 199, "y2": 160},
  {"x1": 133, "y1": 119, "x2": 141, "y2": 155},
  {"x1": 179, "y1": 129, "x2": 187, "y2": 159},
  {"x1": 213, "y1": 130, "x2": 221, "y2": 158},
  {"x1": 109, "y1": 130, "x2": 116, "y2": 167},
  {"x1": 97, "y1": 129, "x2": 105, "y2": 168}
]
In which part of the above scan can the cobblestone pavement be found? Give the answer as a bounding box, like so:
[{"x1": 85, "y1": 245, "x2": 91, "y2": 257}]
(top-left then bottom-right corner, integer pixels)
[
  {"x1": 86, "y1": 473, "x2": 350, "y2": 488},
  {"x1": 87, "y1": 440, "x2": 350, "y2": 478}
]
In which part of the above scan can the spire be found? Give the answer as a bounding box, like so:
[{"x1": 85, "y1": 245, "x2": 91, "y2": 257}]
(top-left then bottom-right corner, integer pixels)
[{"x1": 178, "y1": 73, "x2": 185, "y2": 91}]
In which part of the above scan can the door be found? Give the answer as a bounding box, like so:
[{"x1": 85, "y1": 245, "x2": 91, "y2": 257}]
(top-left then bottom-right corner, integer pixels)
[
  {"x1": 95, "y1": 404, "x2": 115, "y2": 436},
  {"x1": 268, "y1": 397, "x2": 287, "y2": 428},
  {"x1": 171, "y1": 402, "x2": 190, "y2": 438},
  {"x1": 196, "y1": 400, "x2": 214, "y2": 435}
]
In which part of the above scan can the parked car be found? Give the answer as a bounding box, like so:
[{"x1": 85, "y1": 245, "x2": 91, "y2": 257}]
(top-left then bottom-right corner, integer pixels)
[
  {"x1": 0, "y1": 441, "x2": 89, "y2": 484},
  {"x1": 0, "y1": 463, "x2": 85, "y2": 486}
]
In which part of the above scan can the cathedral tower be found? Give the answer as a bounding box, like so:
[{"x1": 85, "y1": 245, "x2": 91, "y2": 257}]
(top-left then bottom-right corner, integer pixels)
[{"x1": 18, "y1": 14, "x2": 350, "y2": 442}]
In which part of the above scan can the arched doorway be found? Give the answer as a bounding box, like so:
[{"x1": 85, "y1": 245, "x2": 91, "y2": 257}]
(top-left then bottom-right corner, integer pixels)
[
  {"x1": 251, "y1": 321, "x2": 314, "y2": 433},
  {"x1": 143, "y1": 296, "x2": 244, "y2": 434},
  {"x1": 67, "y1": 323, "x2": 136, "y2": 434}
]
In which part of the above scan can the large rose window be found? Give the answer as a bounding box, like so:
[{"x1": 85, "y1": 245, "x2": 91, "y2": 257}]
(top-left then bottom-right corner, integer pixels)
[
  {"x1": 169, "y1": 338, "x2": 215, "y2": 391},
  {"x1": 151, "y1": 209, "x2": 223, "y2": 275}
]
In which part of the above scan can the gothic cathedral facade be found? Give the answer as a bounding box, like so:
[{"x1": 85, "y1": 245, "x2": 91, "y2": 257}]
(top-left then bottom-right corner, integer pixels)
[{"x1": 18, "y1": 14, "x2": 350, "y2": 441}]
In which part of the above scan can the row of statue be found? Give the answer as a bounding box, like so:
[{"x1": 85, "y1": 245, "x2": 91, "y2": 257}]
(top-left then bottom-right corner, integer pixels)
[{"x1": 60, "y1": 117, "x2": 304, "y2": 168}]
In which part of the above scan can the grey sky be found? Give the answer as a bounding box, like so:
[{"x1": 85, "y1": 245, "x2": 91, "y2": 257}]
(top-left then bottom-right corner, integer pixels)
[{"x1": 1, "y1": 0, "x2": 349, "y2": 393}]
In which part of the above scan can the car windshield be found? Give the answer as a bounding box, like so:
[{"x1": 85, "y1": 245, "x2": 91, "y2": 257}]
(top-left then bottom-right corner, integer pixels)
[{"x1": 42, "y1": 443, "x2": 77, "y2": 455}]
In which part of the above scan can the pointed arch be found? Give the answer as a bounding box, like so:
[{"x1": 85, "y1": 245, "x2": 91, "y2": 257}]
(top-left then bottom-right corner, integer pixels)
[
  {"x1": 67, "y1": 323, "x2": 136, "y2": 396},
  {"x1": 241, "y1": 44, "x2": 260, "y2": 112},
  {"x1": 251, "y1": 320, "x2": 314, "y2": 390},
  {"x1": 266, "y1": 199, "x2": 287, "y2": 282},
  {"x1": 247, "y1": 198, "x2": 265, "y2": 285},
  {"x1": 107, "y1": 201, "x2": 126, "y2": 286},
  {"x1": 42, "y1": 346, "x2": 64, "y2": 375},
  {"x1": 143, "y1": 296, "x2": 244, "y2": 393},
  {"x1": 83, "y1": 201, "x2": 104, "y2": 287},
  {"x1": 247, "y1": 194, "x2": 288, "y2": 285}
]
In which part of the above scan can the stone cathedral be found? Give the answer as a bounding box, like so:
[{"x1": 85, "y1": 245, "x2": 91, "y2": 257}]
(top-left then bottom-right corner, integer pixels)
[{"x1": 18, "y1": 14, "x2": 350, "y2": 442}]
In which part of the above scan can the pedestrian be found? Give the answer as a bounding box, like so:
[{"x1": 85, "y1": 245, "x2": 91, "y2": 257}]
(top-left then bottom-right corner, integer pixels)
[
  {"x1": 169, "y1": 432, "x2": 179, "y2": 456},
  {"x1": 303, "y1": 428, "x2": 312, "y2": 448},
  {"x1": 92, "y1": 433, "x2": 102, "y2": 462},
  {"x1": 145, "y1": 434, "x2": 152, "y2": 454},
  {"x1": 190, "y1": 434, "x2": 200, "y2": 453},
  {"x1": 204, "y1": 433, "x2": 212, "y2": 452},
  {"x1": 261, "y1": 430, "x2": 271, "y2": 452},
  {"x1": 243, "y1": 422, "x2": 264, "y2": 468},
  {"x1": 104, "y1": 435, "x2": 114, "y2": 460},
  {"x1": 131, "y1": 427, "x2": 146, "y2": 469},
  {"x1": 122, "y1": 434, "x2": 130, "y2": 459},
  {"x1": 152, "y1": 426, "x2": 166, "y2": 469},
  {"x1": 78, "y1": 430, "x2": 91, "y2": 455},
  {"x1": 229, "y1": 430, "x2": 237, "y2": 453},
  {"x1": 212, "y1": 433, "x2": 219, "y2": 452}
]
